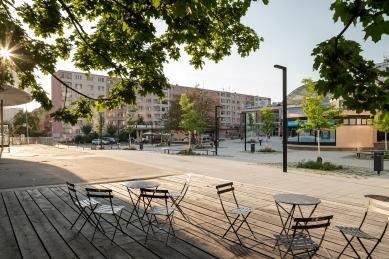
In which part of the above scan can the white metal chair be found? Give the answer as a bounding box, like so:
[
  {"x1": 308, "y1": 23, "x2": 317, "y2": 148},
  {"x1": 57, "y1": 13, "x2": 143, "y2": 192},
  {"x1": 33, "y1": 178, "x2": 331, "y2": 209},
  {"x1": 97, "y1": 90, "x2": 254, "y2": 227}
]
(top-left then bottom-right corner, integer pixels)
[
  {"x1": 85, "y1": 188, "x2": 125, "y2": 243},
  {"x1": 141, "y1": 188, "x2": 176, "y2": 245},
  {"x1": 167, "y1": 173, "x2": 191, "y2": 219},
  {"x1": 66, "y1": 181, "x2": 100, "y2": 234}
]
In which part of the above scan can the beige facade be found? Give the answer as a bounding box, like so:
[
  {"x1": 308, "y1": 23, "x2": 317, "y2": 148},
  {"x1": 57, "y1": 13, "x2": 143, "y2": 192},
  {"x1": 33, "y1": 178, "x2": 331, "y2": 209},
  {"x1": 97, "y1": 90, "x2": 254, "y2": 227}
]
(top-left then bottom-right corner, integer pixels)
[{"x1": 51, "y1": 70, "x2": 270, "y2": 140}]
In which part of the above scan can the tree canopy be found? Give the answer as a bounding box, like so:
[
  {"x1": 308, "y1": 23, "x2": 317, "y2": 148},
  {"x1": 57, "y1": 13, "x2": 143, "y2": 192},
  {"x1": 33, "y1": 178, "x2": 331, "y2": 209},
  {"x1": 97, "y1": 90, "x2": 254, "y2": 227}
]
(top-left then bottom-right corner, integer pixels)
[
  {"x1": 313, "y1": 0, "x2": 389, "y2": 115},
  {"x1": 0, "y1": 0, "x2": 265, "y2": 125},
  {"x1": 259, "y1": 106, "x2": 274, "y2": 145}
]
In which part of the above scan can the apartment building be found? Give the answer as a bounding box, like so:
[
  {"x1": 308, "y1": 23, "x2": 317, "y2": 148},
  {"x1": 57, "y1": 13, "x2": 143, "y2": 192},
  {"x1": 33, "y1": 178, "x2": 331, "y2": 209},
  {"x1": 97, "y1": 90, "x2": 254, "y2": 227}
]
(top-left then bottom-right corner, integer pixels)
[{"x1": 51, "y1": 70, "x2": 271, "y2": 140}]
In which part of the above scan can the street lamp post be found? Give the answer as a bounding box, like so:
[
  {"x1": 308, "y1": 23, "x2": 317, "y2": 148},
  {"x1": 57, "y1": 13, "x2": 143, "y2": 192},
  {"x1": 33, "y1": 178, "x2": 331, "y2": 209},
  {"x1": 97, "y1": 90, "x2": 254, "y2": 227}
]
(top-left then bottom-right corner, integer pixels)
[
  {"x1": 274, "y1": 65, "x2": 287, "y2": 173},
  {"x1": 215, "y1": 105, "x2": 221, "y2": 155}
]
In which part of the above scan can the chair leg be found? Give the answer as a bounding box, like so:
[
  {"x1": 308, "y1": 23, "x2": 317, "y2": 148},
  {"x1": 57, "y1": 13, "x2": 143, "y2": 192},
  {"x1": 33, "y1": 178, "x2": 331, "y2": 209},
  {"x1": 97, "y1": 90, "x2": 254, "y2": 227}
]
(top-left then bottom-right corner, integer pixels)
[
  {"x1": 222, "y1": 214, "x2": 240, "y2": 238},
  {"x1": 70, "y1": 206, "x2": 86, "y2": 229},
  {"x1": 337, "y1": 232, "x2": 361, "y2": 259},
  {"x1": 357, "y1": 237, "x2": 379, "y2": 259},
  {"x1": 91, "y1": 214, "x2": 102, "y2": 242}
]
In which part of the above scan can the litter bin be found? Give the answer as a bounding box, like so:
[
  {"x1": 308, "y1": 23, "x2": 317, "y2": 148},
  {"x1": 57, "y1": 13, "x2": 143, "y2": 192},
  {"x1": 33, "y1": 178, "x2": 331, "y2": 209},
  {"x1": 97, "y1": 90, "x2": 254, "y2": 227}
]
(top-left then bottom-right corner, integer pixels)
[
  {"x1": 251, "y1": 143, "x2": 255, "y2": 153},
  {"x1": 374, "y1": 152, "x2": 384, "y2": 174},
  {"x1": 139, "y1": 142, "x2": 143, "y2": 151}
]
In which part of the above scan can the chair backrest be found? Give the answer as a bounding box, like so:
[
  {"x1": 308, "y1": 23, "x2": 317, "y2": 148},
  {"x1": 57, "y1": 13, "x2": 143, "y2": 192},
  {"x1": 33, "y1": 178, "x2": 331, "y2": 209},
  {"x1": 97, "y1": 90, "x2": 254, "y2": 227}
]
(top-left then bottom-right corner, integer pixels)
[
  {"x1": 176, "y1": 173, "x2": 192, "y2": 205},
  {"x1": 291, "y1": 215, "x2": 333, "y2": 250},
  {"x1": 215, "y1": 182, "x2": 240, "y2": 214},
  {"x1": 140, "y1": 188, "x2": 171, "y2": 214},
  {"x1": 85, "y1": 188, "x2": 114, "y2": 212},
  {"x1": 66, "y1": 181, "x2": 82, "y2": 205},
  {"x1": 365, "y1": 197, "x2": 389, "y2": 240}
]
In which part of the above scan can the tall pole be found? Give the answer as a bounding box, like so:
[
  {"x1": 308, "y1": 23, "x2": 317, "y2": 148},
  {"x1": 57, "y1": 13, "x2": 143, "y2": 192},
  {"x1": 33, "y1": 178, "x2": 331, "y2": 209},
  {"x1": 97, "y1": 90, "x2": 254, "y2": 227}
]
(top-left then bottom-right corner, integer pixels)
[
  {"x1": 99, "y1": 112, "x2": 103, "y2": 149},
  {"x1": 25, "y1": 104, "x2": 29, "y2": 145},
  {"x1": 0, "y1": 99, "x2": 3, "y2": 157},
  {"x1": 244, "y1": 113, "x2": 247, "y2": 151},
  {"x1": 215, "y1": 106, "x2": 221, "y2": 155},
  {"x1": 274, "y1": 65, "x2": 288, "y2": 173}
]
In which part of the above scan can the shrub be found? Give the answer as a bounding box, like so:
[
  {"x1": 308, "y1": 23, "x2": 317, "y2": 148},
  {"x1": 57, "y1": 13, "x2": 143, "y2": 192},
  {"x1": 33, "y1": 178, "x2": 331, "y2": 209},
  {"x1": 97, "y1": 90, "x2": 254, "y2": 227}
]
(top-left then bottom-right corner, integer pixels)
[
  {"x1": 75, "y1": 135, "x2": 83, "y2": 143},
  {"x1": 129, "y1": 144, "x2": 137, "y2": 150},
  {"x1": 194, "y1": 144, "x2": 211, "y2": 149},
  {"x1": 264, "y1": 146, "x2": 273, "y2": 152},
  {"x1": 183, "y1": 145, "x2": 191, "y2": 152},
  {"x1": 296, "y1": 159, "x2": 342, "y2": 171},
  {"x1": 247, "y1": 139, "x2": 256, "y2": 143}
]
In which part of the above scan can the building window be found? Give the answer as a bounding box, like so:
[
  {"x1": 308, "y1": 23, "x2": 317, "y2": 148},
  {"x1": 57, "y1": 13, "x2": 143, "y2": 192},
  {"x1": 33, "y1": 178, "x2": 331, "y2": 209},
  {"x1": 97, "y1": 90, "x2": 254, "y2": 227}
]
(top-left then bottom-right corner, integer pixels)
[
  {"x1": 118, "y1": 112, "x2": 126, "y2": 117},
  {"x1": 146, "y1": 99, "x2": 151, "y2": 103},
  {"x1": 87, "y1": 77, "x2": 93, "y2": 81},
  {"x1": 98, "y1": 86, "x2": 105, "y2": 91},
  {"x1": 77, "y1": 120, "x2": 83, "y2": 125},
  {"x1": 107, "y1": 87, "x2": 111, "y2": 92},
  {"x1": 237, "y1": 101, "x2": 240, "y2": 104},
  {"x1": 171, "y1": 87, "x2": 174, "y2": 90},
  {"x1": 178, "y1": 88, "x2": 181, "y2": 91},
  {"x1": 138, "y1": 106, "x2": 143, "y2": 110},
  {"x1": 88, "y1": 94, "x2": 94, "y2": 98},
  {"x1": 184, "y1": 89, "x2": 188, "y2": 92},
  {"x1": 146, "y1": 106, "x2": 151, "y2": 110},
  {"x1": 108, "y1": 79, "x2": 115, "y2": 84},
  {"x1": 170, "y1": 94, "x2": 173, "y2": 98},
  {"x1": 137, "y1": 98, "x2": 142, "y2": 102},
  {"x1": 147, "y1": 114, "x2": 152, "y2": 118},
  {"x1": 75, "y1": 84, "x2": 82, "y2": 89},
  {"x1": 138, "y1": 114, "x2": 143, "y2": 118},
  {"x1": 75, "y1": 74, "x2": 82, "y2": 80},
  {"x1": 87, "y1": 85, "x2": 94, "y2": 90},
  {"x1": 62, "y1": 82, "x2": 71, "y2": 88},
  {"x1": 98, "y1": 78, "x2": 105, "y2": 82},
  {"x1": 232, "y1": 106, "x2": 235, "y2": 110},
  {"x1": 61, "y1": 73, "x2": 72, "y2": 79},
  {"x1": 75, "y1": 129, "x2": 81, "y2": 134}
]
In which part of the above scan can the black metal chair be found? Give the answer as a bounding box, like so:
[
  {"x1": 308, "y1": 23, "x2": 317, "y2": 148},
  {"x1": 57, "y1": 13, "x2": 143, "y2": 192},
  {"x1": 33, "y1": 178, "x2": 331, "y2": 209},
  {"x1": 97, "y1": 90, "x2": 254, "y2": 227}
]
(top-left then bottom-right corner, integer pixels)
[
  {"x1": 140, "y1": 188, "x2": 176, "y2": 245},
  {"x1": 66, "y1": 181, "x2": 100, "y2": 233},
  {"x1": 274, "y1": 215, "x2": 333, "y2": 259},
  {"x1": 336, "y1": 196, "x2": 389, "y2": 259},
  {"x1": 215, "y1": 182, "x2": 256, "y2": 245},
  {"x1": 167, "y1": 173, "x2": 191, "y2": 219},
  {"x1": 85, "y1": 188, "x2": 125, "y2": 243}
]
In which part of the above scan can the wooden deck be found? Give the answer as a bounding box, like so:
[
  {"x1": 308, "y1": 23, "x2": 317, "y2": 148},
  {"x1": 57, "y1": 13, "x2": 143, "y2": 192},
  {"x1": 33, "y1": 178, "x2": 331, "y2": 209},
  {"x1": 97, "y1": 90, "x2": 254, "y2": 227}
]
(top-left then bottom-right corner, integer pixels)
[{"x1": 1, "y1": 174, "x2": 388, "y2": 258}]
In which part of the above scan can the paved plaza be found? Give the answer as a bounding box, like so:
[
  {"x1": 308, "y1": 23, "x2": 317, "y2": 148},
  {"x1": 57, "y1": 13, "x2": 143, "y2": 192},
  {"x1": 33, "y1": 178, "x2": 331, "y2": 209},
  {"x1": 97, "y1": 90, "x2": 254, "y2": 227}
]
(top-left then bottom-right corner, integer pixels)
[{"x1": 2, "y1": 138, "x2": 389, "y2": 205}]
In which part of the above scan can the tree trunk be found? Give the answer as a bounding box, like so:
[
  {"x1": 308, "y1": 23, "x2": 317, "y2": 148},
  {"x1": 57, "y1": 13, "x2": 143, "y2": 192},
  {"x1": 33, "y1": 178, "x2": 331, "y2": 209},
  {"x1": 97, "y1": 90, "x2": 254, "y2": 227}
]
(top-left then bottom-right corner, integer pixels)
[
  {"x1": 317, "y1": 129, "x2": 321, "y2": 156},
  {"x1": 266, "y1": 135, "x2": 268, "y2": 146}
]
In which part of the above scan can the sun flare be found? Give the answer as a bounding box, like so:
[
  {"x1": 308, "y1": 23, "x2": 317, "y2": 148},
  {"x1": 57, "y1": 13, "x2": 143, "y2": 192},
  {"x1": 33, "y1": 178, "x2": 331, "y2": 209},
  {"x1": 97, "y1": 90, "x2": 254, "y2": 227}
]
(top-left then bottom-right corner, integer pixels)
[{"x1": 0, "y1": 48, "x2": 10, "y2": 58}]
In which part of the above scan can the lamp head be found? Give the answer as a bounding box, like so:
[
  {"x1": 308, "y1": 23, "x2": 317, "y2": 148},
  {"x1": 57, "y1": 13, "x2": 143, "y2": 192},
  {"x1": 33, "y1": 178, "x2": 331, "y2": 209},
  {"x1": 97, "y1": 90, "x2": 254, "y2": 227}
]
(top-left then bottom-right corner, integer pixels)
[{"x1": 274, "y1": 64, "x2": 286, "y2": 70}]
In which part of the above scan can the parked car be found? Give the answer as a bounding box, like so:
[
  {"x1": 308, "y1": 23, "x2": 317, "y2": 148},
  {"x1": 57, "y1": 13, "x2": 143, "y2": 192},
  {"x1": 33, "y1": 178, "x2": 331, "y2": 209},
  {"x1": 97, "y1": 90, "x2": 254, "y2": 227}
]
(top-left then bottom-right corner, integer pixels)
[
  {"x1": 102, "y1": 137, "x2": 115, "y2": 144},
  {"x1": 128, "y1": 137, "x2": 137, "y2": 143},
  {"x1": 91, "y1": 139, "x2": 109, "y2": 145},
  {"x1": 141, "y1": 136, "x2": 148, "y2": 143}
]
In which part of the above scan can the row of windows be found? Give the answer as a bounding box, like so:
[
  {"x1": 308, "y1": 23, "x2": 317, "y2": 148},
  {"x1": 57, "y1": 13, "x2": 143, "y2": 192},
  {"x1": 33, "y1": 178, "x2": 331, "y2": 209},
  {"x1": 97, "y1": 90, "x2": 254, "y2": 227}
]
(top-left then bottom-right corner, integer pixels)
[
  {"x1": 342, "y1": 118, "x2": 372, "y2": 125},
  {"x1": 61, "y1": 73, "x2": 105, "y2": 82}
]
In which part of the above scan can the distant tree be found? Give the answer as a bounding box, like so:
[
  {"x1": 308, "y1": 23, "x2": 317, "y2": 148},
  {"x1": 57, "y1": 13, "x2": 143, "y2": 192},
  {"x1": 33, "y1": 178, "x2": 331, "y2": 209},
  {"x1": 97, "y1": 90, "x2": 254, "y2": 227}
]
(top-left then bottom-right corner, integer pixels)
[
  {"x1": 12, "y1": 110, "x2": 40, "y2": 136},
  {"x1": 179, "y1": 94, "x2": 207, "y2": 147},
  {"x1": 106, "y1": 124, "x2": 118, "y2": 137},
  {"x1": 296, "y1": 78, "x2": 344, "y2": 157},
  {"x1": 188, "y1": 87, "x2": 220, "y2": 127},
  {"x1": 123, "y1": 109, "x2": 137, "y2": 144},
  {"x1": 137, "y1": 116, "x2": 146, "y2": 125},
  {"x1": 247, "y1": 113, "x2": 255, "y2": 139},
  {"x1": 80, "y1": 124, "x2": 93, "y2": 135},
  {"x1": 260, "y1": 107, "x2": 274, "y2": 146},
  {"x1": 93, "y1": 114, "x2": 105, "y2": 139},
  {"x1": 163, "y1": 95, "x2": 184, "y2": 133},
  {"x1": 371, "y1": 112, "x2": 389, "y2": 151}
]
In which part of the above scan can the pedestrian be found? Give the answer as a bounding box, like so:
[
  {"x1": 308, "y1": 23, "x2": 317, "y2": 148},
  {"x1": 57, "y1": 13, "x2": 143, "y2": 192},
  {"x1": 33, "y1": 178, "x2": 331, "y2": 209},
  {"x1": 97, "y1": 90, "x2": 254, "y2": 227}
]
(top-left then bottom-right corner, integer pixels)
[
  {"x1": 258, "y1": 135, "x2": 263, "y2": 146},
  {"x1": 240, "y1": 136, "x2": 243, "y2": 142},
  {"x1": 280, "y1": 132, "x2": 283, "y2": 139},
  {"x1": 167, "y1": 137, "x2": 171, "y2": 146}
]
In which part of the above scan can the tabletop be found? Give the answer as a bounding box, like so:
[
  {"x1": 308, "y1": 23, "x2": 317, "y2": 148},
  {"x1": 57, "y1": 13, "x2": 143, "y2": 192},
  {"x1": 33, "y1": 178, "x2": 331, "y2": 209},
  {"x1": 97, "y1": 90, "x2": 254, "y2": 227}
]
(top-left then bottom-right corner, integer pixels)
[
  {"x1": 364, "y1": 194, "x2": 389, "y2": 202},
  {"x1": 124, "y1": 179, "x2": 160, "y2": 189},
  {"x1": 273, "y1": 194, "x2": 321, "y2": 206}
]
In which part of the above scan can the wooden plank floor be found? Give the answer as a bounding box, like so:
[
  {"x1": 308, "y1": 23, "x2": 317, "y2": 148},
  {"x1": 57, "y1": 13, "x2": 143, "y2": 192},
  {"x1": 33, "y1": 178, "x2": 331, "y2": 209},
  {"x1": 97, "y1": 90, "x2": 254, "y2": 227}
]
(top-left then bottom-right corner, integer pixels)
[{"x1": 1, "y1": 173, "x2": 388, "y2": 258}]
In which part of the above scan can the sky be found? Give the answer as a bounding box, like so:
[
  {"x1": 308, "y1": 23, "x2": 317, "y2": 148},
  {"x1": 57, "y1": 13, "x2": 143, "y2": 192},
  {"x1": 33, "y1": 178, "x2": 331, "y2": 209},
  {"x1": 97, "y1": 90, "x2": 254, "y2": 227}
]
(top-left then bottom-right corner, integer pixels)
[{"x1": 23, "y1": 0, "x2": 389, "y2": 110}]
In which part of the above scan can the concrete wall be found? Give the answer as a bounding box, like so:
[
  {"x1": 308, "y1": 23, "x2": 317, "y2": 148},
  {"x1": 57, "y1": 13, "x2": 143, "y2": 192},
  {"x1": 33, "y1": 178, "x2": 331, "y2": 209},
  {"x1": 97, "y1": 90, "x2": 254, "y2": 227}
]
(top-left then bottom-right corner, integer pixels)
[{"x1": 336, "y1": 125, "x2": 374, "y2": 149}]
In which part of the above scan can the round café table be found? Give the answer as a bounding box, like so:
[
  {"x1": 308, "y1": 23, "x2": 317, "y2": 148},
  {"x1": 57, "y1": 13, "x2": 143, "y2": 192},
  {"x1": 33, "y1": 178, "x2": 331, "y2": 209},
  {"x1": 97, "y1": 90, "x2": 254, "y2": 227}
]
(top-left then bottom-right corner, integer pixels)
[
  {"x1": 123, "y1": 180, "x2": 161, "y2": 227},
  {"x1": 273, "y1": 194, "x2": 321, "y2": 234}
]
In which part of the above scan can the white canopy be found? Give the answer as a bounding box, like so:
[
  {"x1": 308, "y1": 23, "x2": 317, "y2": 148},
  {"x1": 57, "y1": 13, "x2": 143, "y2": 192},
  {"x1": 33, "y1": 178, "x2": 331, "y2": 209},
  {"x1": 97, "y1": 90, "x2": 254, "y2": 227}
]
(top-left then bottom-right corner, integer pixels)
[{"x1": 0, "y1": 85, "x2": 32, "y2": 106}]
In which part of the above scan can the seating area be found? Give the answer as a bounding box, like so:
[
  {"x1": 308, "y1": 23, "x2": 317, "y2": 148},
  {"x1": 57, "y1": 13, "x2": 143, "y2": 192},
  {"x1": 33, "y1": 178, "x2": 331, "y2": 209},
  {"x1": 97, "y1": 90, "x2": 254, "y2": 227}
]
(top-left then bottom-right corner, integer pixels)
[{"x1": 1, "y1": 173, "x2": 389, "y2": 258}]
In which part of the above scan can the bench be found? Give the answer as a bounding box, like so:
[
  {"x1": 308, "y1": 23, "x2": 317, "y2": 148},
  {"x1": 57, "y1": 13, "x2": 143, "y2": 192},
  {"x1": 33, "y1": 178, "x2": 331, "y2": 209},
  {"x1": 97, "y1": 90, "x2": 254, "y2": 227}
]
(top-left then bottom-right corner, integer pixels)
[
  {"x1": 162, "y1": 148, "x2": 184, "y2": 154},
  {"x1": 162, "y1": 148, "x2": 217, "y2": 155},
  {"x1": 354, "y1": 150, "x2": 386, "y2": 158},
  {"x1": 192, "y1": 149, "x2": 217, "y2": 155}
]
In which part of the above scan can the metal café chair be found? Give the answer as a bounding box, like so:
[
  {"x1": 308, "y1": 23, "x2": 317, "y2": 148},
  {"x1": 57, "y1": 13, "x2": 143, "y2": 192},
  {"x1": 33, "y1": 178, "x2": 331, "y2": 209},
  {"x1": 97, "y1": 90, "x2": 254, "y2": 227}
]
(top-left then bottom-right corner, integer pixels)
[
  {"x1": 274, "y1": 215, "x2": 333, "y2": 259},
  {"x1": 336, "y1": 195, "x2": 389, "y2": 259},
  {"x1": 167, "y1": 173, "x2": 191, "y2": 219},
  {"x1": 85, "y1": 188, "x2": 125, "y2": 243},
  {"x1": 140, "y1": 188, "x2": 176, "y2": 245},
  {"x1": 215, "y1": 182, "x2": 256, "y2": 245},
  {"x1": 66, "y1": 181, "x2": 100, "y2": 233}
]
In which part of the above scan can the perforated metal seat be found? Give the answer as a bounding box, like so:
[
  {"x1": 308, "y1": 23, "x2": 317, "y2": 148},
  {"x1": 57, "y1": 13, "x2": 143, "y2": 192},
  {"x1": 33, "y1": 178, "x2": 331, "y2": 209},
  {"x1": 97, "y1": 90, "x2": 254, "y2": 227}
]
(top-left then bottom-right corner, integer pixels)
[
  {"x1": 167, "y1": 173, "x2": 191, "y2": 219},
  {"x1": 335, "y1": 196, "x2": 389, "y2": 259},
  {"x1": 274, "y1": 216, "x2": 333, "y2": 259},
  {"x1": 228, "y1": 206, "x2": 255, "y2": 215}
]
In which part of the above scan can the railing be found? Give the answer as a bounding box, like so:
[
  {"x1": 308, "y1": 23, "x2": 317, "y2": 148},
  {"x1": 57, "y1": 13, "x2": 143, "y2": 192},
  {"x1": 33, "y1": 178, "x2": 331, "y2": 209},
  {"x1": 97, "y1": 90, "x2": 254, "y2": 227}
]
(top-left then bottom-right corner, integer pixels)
[{"x1": 10, "y1": 137, "x2": 54, "y2": 146}]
